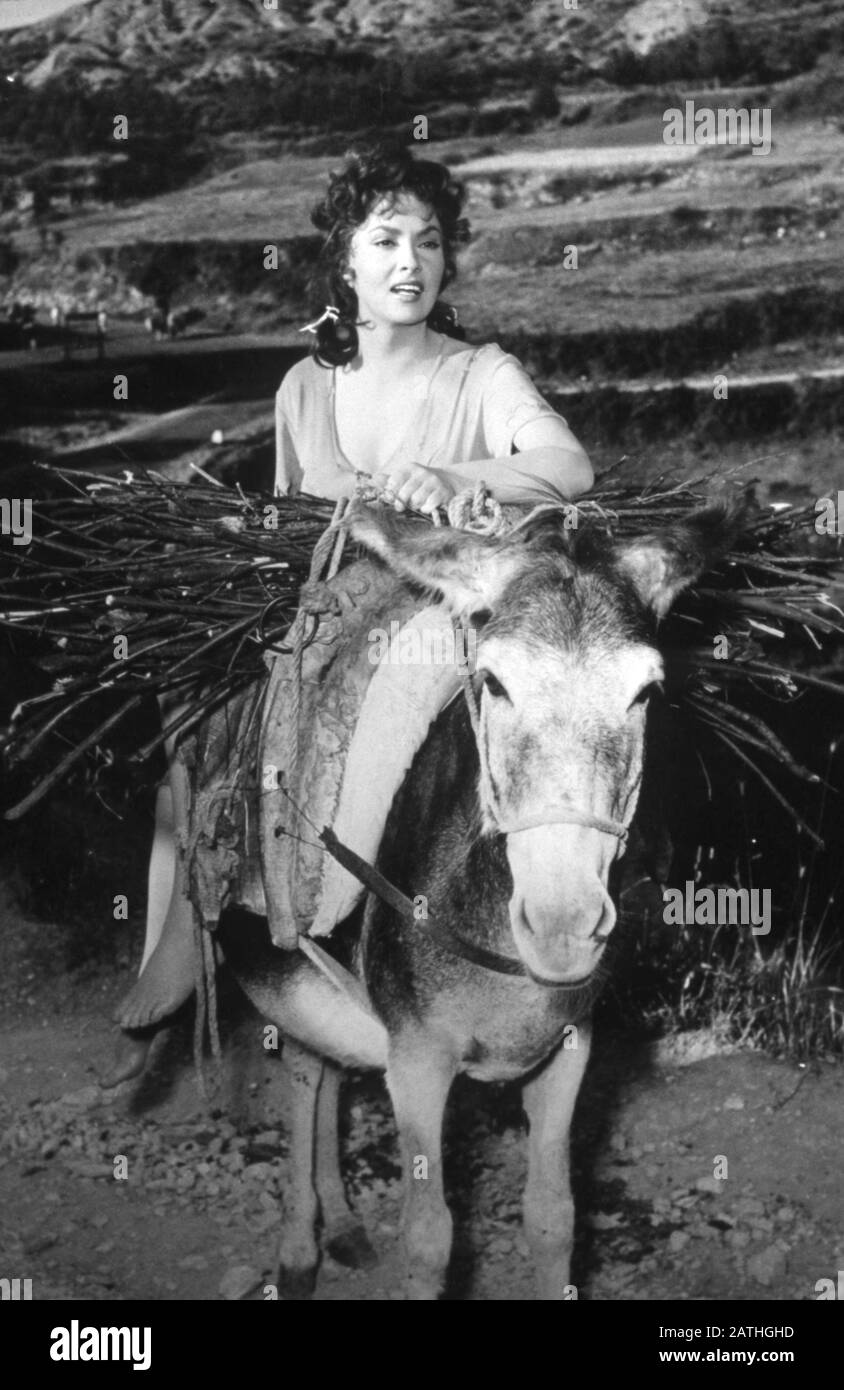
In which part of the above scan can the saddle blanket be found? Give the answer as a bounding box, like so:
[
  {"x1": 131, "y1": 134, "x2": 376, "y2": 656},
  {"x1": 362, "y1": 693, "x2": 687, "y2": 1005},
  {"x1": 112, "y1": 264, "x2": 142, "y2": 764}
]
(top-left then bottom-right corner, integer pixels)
[{"x1": 182, "y1": 557, "x2": 463, "y2": 946}]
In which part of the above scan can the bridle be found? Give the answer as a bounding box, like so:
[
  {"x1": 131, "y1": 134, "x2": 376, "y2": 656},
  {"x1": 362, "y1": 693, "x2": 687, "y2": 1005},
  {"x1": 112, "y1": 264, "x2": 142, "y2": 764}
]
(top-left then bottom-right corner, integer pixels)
[
  {"x1": 401, "y1": 660, "x2": 629, "y2": 988},
  {"x1": 492, "y1": 807, "x2": 629, "y2": 841},
  {"x1": 458, "y1": 659, "x2": 630, "y2": 846}
]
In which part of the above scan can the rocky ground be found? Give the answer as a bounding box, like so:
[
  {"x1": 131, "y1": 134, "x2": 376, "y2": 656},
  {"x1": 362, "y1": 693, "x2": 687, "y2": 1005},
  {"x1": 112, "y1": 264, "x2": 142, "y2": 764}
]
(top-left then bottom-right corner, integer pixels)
[{"x1": 0, "y1": 888, "x2": 841, "y2": 1303}]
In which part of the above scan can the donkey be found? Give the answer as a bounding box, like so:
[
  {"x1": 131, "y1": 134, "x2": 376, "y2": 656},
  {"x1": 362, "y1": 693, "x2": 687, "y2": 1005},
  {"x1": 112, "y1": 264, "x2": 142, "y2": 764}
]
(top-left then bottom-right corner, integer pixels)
[{"x1": 219, "y1": 502, "x2": 736, "y2": 1300}]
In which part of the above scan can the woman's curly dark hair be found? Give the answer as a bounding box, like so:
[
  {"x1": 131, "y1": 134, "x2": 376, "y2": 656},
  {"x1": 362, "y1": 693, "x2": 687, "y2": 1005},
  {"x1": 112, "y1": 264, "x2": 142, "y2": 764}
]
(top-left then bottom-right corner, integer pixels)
[{"x1": 307, "y1": 140, "x2": 471, "y2": 366}]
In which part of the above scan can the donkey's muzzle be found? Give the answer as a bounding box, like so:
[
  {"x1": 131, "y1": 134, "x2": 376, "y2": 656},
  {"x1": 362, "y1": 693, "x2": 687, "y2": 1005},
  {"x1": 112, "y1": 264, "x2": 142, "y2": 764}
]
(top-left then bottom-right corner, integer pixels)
[{"x1": 508, "y1": 889, "x2": 616, "y2": 984}]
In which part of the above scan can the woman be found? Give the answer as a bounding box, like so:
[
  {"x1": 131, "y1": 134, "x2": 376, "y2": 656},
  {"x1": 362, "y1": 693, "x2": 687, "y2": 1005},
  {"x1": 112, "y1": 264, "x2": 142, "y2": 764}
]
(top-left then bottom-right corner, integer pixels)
[{"x1": 104, "y1": 141, "x2": 593, "y2": 1086}]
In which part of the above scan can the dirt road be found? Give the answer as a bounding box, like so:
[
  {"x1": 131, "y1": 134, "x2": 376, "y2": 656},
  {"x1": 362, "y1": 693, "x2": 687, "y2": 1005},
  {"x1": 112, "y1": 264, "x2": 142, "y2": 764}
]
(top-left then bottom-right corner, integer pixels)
[{"x1": 0, "y1": 893, "x2": 840, "y2": 1302}]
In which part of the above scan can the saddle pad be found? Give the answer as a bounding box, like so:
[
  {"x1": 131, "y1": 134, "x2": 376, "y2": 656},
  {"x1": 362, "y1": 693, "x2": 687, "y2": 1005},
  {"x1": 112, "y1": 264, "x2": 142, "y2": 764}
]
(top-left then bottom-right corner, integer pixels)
[
  {"x1": 184, "y1": 557, "x2": 463, "y2": 946},
  {"x1": 181, "y1": 678, "x2": 267, "y2": 927}
]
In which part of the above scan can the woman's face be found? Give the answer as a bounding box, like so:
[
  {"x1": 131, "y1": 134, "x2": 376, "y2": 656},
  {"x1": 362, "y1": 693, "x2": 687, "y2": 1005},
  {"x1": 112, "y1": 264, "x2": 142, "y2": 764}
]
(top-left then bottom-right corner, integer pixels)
[{"x1": 344, "y1": 193, "x2": 445, "y2": 330}]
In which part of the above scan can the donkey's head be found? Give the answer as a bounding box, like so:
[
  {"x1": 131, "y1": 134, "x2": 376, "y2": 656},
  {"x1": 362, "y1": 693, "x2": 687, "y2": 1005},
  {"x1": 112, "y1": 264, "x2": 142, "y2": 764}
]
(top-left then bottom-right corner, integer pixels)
[{"x1": 349, "y1": 502, "x2": 737, "y2": 985}]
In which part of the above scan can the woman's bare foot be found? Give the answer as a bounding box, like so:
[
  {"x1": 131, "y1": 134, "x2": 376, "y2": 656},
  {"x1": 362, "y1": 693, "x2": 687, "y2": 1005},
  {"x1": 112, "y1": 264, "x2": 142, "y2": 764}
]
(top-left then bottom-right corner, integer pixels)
[
  {"x1": 115, "y1": 905, "x2": 197, "y2": 1031},
  {"x1": 100, "y1": 1028, "x2": 157, "y2": 1090}
]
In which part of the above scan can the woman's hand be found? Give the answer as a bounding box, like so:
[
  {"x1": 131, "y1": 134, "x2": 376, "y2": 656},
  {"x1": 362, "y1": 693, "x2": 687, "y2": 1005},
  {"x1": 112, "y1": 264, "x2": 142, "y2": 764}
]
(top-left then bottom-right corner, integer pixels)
[{"x1": 370, "y1": 462, "x2": 456, "y2": 515}]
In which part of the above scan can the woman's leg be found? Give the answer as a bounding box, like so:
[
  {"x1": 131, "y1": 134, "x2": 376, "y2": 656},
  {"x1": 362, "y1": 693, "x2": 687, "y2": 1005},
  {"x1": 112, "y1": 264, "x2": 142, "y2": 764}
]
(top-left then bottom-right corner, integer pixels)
[
  {"x1": 140, "y1": 780, "x2": 177, "y2": 971},
  {"x1": 101, "y1": 751, "x2": 198, "y2": 1088},
  {"x1": 116, "y1": 751, "x2": 197, "y2": 1029}
]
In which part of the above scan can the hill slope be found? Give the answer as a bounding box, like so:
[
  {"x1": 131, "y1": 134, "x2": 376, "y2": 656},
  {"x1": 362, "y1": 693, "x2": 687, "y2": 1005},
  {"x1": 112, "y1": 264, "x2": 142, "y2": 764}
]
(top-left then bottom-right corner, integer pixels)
[{"x1": 1, "y1": 0, "x2": 839, "y2": 95}]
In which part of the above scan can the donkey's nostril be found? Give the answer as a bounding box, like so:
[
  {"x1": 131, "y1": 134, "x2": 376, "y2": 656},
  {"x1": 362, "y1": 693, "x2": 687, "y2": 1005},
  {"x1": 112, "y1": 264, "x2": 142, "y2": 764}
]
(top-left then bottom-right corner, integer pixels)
[
  {"x1": 516, "y1": 902, "x2": 537, "y2": 937},
  {"x1": 590, "y1": 897, "x2": 617, "y2": 944}
]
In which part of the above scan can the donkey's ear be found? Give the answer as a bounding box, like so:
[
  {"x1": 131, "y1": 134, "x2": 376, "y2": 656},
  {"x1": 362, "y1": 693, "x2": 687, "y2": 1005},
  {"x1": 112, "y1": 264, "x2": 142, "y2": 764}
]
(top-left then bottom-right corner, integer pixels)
[
  {"x1": 614, "y1": 502, "x2": 743, "y2": 620},
  {"x1": 346, "y1": 505, "x2": 524, "y2": 617}
]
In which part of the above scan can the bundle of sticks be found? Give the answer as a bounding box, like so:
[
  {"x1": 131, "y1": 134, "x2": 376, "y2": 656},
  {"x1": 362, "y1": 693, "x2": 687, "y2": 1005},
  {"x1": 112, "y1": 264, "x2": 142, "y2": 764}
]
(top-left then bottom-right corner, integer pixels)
[{"x1": 1, "y1": 464, "x2": 842, "y2": 831}]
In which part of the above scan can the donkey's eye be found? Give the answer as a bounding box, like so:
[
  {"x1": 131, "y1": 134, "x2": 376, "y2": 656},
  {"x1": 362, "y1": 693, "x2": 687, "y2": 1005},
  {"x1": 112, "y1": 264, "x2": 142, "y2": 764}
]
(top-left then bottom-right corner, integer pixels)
[{"x1": 481, "y1": 671, "x2": 510, "y2": 702}]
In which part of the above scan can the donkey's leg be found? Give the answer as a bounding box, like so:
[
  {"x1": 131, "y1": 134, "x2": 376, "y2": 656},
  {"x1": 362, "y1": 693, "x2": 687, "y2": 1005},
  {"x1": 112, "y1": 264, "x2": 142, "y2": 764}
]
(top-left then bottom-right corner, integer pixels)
[
  {"x1": 522, "y1": 1019, "x2": 592, "y2": 1300},
  {"x1": 277, "y1": 1039, "x2": 323, "y2": 1298},
  {"x1": 315, "y1": 1062, "x2": 378, "y2": 1270},
  {"x1": 386, "y1": 1039, "x2": 457, "y2": 1301}
]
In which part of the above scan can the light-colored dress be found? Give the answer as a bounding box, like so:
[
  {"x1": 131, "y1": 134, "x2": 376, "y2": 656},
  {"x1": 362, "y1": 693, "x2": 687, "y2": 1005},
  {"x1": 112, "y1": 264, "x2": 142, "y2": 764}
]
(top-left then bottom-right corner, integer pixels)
[{"x1": 275, "y1": 335, "x2": 567, "y2": 496}]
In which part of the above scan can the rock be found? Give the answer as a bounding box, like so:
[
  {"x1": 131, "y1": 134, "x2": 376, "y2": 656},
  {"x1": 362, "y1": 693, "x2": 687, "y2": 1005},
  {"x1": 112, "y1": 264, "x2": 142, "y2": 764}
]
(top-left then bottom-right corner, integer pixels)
[
  {"x1": 253, "y1": 1130, "x2": 281, "y2": 1148},
  {"x1": 178, "y1": 1254, "x2": 209, "y2": 1271},
  {"x1": 589, "y1": 1211, "x2": 624, "y2": 1230},
  {"x1": 242, "y1": 1161, "x2": 275, "y2": 1182},
  {"x1": 212, "y1": 1209, "x2": 237, "y2": 1227},
  {"x1": 59, "y1": 1086, "x2": 102, "y2": 1110},
  {"x1": 750, "y1": 1217, "x2": 774, "y2": 1235},
  {"x1": 219, "y1": 1265, "x2": 263, "y2": 1300},
  {"x1": 733, "y1": 1196, "x2": 765, "y2": 1218},
  {"x1": 248, "y1": 1211, "x2": 278, "y2": 1234},
  {"x1": 696, "y1": 1176, "x2": 727, "y2": 1195},
  {"x1": 747, "y1": 1245, "x2": 787, "y2": 1287},
  {"x1": 23, "y1": 1230, "x2": 58, "y2": 1254},
  {"x1": 776, "y1": 1206, "x2": 795, "y2": 1225},
  {"x1": 723, "y1": 1094, "x2": 745, "y2": 1111},
  {"x1": 618, "y1": 0, "x2": 710, "y2": 60},
  {"x1": 65, "y1": 1159, "x2": 114, "y2": 1179},
  {"x1": 668, "y1": 1230, "x2": 690, "y2": 1253},
  {"x1": 698, "y1": 1222, "x2": 721, "y2": 1240}
]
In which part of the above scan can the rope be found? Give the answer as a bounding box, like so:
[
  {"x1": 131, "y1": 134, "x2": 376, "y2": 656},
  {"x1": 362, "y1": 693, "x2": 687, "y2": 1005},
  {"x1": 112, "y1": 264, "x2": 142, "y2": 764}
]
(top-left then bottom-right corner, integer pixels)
[
  {"x1": 458, "y1": 658, "x2": 481, "y2": 741},
  {"x1": 204, "y1": 924, "x2": 221, "y2": 1063},
  {"x1": 352, "y1": 470, "x2": 506, "y2": 537},
  {"x1": 192, "y1": 916, "x2": 209, "y2": 1099},
  {"x1": 447, "y1": 481, "x2": 507, "y2": 536},
  {"x1": 189, "y1": 915, "x2": 222, "y2": 1103}
]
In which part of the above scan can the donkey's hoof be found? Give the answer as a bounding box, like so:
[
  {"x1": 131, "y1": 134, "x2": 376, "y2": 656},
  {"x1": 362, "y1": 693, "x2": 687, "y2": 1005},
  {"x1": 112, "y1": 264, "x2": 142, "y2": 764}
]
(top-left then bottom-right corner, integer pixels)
[
  {"x1": 277, "y1": 1265, "x2": 318, "y2": 1300},
  {"x1": 325, "y1": 1225, "x2": 378, "y2": 1270}
]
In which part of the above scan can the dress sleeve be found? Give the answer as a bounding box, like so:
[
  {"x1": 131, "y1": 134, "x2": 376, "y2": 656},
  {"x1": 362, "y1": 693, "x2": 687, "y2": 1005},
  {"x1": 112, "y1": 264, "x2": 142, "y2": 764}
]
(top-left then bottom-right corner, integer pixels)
[
  {"x1": 275, "y1": 372, "x2": 304, "y2": 497},
  {"x1": 481, "y1": 352, "x2": 567, "y2": 458}
]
